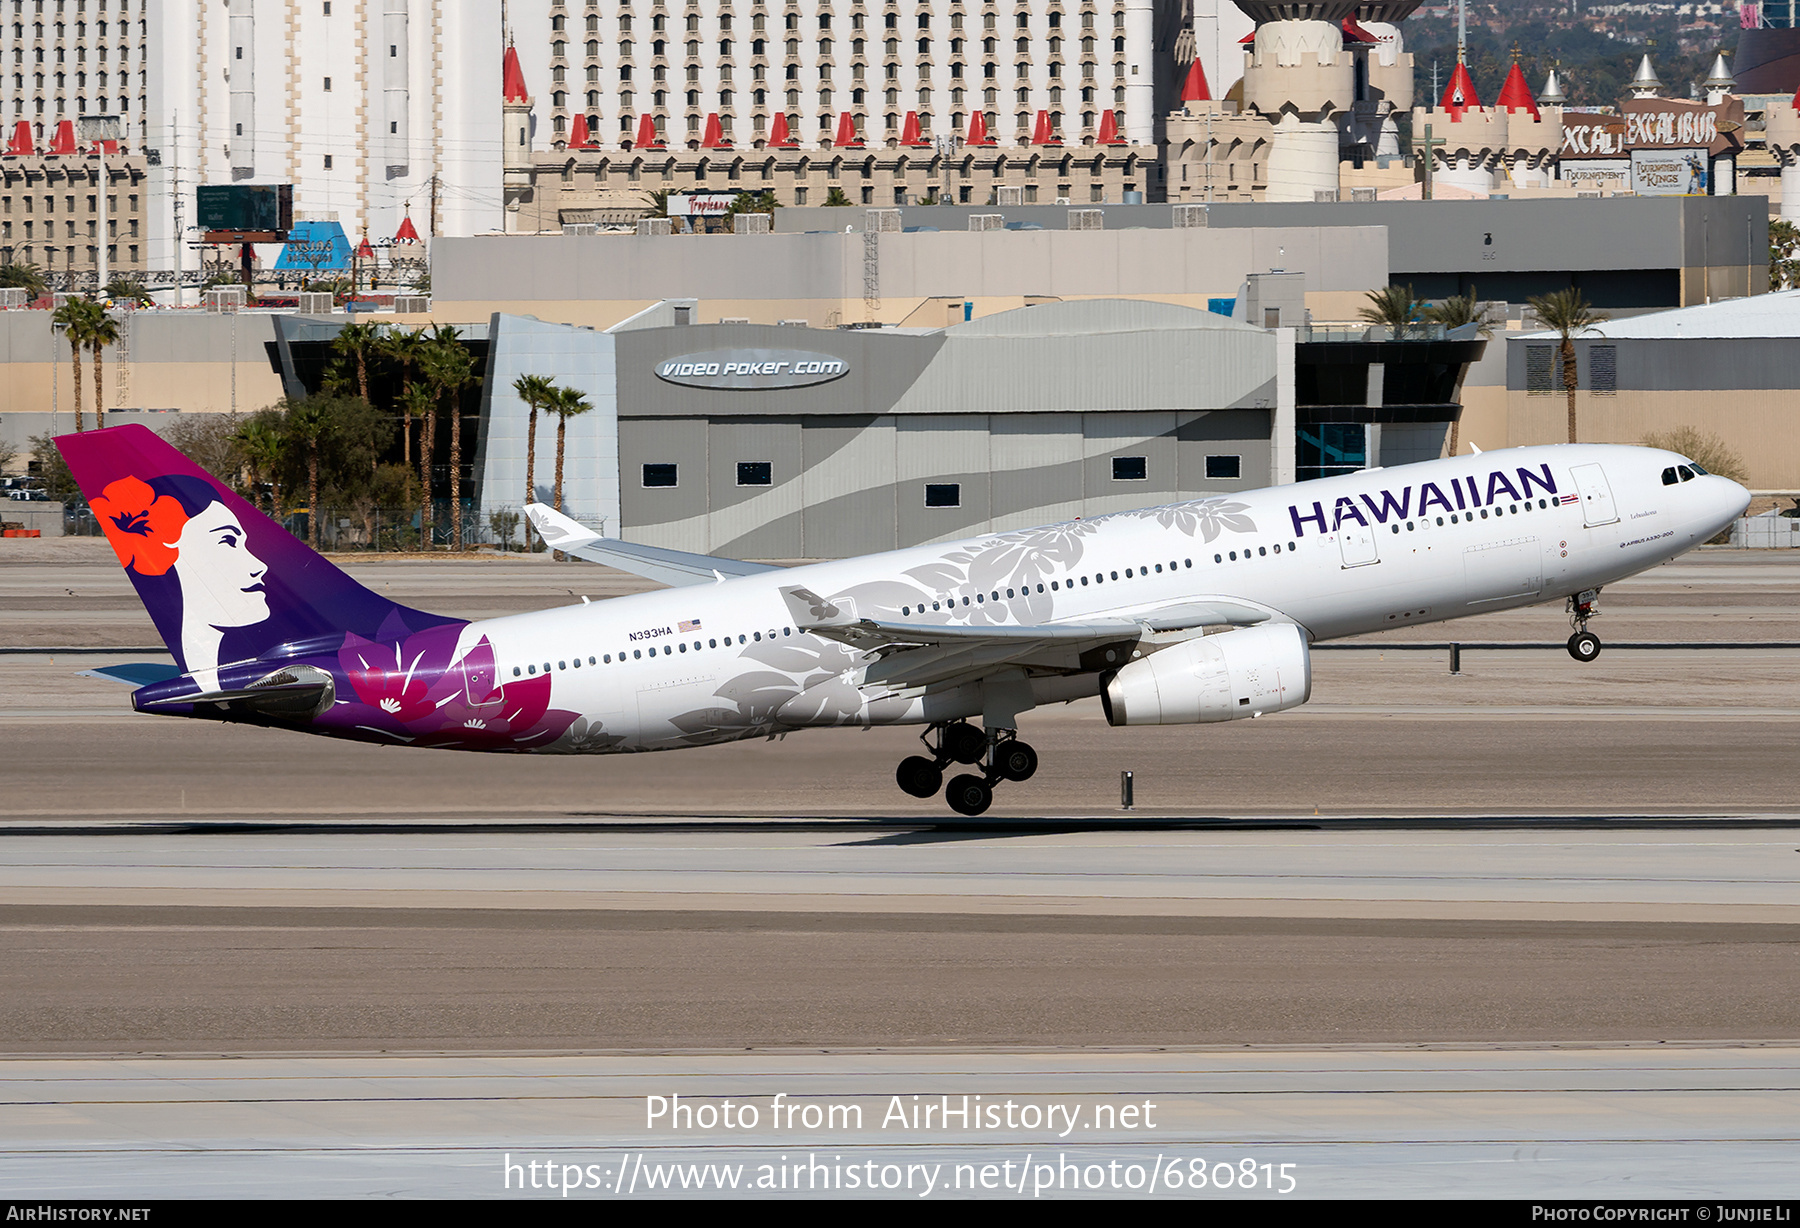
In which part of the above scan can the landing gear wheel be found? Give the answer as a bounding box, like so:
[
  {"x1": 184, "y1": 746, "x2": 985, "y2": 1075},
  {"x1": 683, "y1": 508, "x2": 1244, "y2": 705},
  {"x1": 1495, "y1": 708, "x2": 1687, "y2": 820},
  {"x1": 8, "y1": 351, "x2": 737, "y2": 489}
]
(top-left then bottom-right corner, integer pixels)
[
  {"x1": 945, "y1": 774, "x2": 994, "y2": 817},
  {"x1": 896, "y1": 756, "x2": 944, "y2": 799},
  {"x1": 993, "y1": 739, "x2": 1038, "y2": 783},
  {"x1": 1568, "y1": 631, "x2": 1602, "y2": 662},
  {"x1": 941, "y1": 721, "x2": 988, "y2": 765}
]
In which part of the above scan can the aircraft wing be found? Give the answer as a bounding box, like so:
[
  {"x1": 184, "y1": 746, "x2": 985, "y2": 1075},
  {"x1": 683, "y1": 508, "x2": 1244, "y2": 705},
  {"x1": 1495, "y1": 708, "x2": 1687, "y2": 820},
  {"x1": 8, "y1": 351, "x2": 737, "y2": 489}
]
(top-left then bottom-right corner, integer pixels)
[
  {"x1": 523, "y1": 503, "x2": 780, "y2": 588},
  {"x1": 776, "y1": 585, "x2": 1272, "y2": 692}
]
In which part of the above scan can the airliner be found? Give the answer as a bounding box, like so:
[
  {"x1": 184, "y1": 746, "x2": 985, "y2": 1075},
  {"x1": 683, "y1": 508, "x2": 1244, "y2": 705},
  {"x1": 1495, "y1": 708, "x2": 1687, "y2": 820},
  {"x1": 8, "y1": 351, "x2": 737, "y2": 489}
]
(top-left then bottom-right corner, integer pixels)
[{"x1": 61, "y1": 424, "x2": 1747, "y2": 815}]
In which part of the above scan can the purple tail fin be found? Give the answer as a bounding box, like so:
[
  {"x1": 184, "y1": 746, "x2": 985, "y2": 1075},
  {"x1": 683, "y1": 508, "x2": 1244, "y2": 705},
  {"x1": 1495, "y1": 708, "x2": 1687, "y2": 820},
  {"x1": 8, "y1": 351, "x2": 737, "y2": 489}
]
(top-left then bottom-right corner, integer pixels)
[{"x1": 58, "y1": 424, "x2": 456, "y2": 673}]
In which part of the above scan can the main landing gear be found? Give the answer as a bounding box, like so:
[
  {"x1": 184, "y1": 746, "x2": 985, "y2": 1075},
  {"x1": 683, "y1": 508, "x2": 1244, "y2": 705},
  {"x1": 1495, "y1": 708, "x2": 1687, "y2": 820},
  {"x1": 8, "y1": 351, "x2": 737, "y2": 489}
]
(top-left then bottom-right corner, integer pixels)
[
  {"x1": 895, "y1": 720, "x2": 1038, "y2": 817},
  {"x1": 1567, "y1": 588, "x2": 1603, "y2": 662}
]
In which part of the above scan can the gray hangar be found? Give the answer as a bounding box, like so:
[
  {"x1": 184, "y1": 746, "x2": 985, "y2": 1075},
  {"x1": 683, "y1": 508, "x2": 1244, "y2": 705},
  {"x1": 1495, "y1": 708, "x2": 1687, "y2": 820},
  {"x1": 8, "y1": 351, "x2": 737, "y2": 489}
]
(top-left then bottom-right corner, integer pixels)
[{"x1": 477, "y1": 298, "x2": 1286, "y2": 560}]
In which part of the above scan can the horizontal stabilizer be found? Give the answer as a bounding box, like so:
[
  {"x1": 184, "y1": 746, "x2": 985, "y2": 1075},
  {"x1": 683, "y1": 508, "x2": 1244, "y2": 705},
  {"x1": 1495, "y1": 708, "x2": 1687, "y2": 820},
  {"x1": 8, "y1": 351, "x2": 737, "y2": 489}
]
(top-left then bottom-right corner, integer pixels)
[
  {"x1": 76, "y1": 662, "x2": 181, "y2": 687},
  {"x1": 133, "y1": 664, "x2": 336, "y2": 721},
  {"x1": 524, "y1": 503, "x2": 779, "y2": 588}
]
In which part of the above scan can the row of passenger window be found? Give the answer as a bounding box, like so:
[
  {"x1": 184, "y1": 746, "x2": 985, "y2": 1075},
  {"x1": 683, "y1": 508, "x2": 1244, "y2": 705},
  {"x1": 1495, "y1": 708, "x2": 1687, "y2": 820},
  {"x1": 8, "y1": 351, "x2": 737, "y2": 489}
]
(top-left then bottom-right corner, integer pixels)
[
  {"x1": 898, "y1": 558, "x2": 1203, "y2": 615},
  {"x1": 510, "y1": 626, "x2": 798, "y2": 678},
  {"x1": 1383, "y1": 496, "x2": 1558, "y2": 534}
]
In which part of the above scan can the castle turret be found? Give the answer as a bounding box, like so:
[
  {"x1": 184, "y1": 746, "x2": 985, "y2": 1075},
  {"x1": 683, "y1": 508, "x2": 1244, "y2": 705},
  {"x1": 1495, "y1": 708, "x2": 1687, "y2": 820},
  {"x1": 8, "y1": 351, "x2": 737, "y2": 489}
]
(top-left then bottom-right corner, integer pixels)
[
  {"x1": 1705, "y1": 51, "x2": 1737, "y2": 195},
  {"x1": 1538, "y1": 66, "x2": 1567, "y2": 107},
  {"x1": 1495, "y1": 57, "x2": 1560, "y2": 189},
  {"x1": 1351, "y1": 10, "x2": 1416, "y2": 160},
  {"x1": 1762, "y1": 85, "x2": 1800, "y2": 220},
  {"x1": 1164, "y1": 51, "x2": 1274, "y2": 202},
  {"x1": 1237, "y1": 2, "x2": 1359, "y2": 201},
  {"x1": 1703, "y1": 51, "x2": 1736, "y2": 105},
  {"x1": 502, "y1": 42, "x2": 533, "y2": 232},
  {"x1": 1413, "y1": 60, "x2": 1507, "y2": 195},
  {"x1": 1629, "y1": 54, "x2": 1663, "y2": 100}
]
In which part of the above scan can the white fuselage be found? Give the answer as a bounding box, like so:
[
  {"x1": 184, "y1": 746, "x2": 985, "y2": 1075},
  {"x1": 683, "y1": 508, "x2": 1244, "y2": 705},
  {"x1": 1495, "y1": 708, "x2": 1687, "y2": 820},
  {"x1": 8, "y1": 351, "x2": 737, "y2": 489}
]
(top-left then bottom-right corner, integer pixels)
[{"x1": 468, "y1": 444, "x2": 1749, "y2": 753}]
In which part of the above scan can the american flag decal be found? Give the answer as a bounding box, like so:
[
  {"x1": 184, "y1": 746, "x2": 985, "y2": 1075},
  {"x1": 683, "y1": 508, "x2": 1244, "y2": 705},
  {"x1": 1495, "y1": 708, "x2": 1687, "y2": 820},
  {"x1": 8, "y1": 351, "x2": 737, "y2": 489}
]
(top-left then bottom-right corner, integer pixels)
[
  {"x1": 1559, "y1": 494, "x2": 1579, "y2": 505},
  {"x1": 680, "y1": 619, "x2": 702, "y2": 632}
]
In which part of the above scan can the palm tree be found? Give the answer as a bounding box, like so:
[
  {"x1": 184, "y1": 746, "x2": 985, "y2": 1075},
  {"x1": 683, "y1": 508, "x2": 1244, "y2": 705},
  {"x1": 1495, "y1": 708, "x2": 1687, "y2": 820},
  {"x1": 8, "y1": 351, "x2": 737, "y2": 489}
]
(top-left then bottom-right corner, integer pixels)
[
  {"x1": 232, "y1": 414, "x2": 287, "y2": 517},
  {"x1": 1358, "y1": 284, "x2": 1421, "y2": 339},
  {"x1": 0, "y1": 262, "x2": 49, "y2": 300},
  {"x1": 398, "y1": 383, "x2": 435, "y2": 546},
  {"x1": 330, "y1": 321, "x2": 384, "y2": 403},
  {"x1": 285, "y1": 400, "x2": 332, "y2": 550},
  {"x1": 512, "y1": 374, "x2": 558, "y2": 549},
  {"x1": 1424, "y1": 292, "x2": 1499, "y2": 338},
  {"x1": 86, "y1": 308, "x2": 121, "y2": 431},
  {"x1": 380, "y1": 327, "x2": 432, "y2": 471},
  {"x1": 103, "y1": 276, "x2": 154, "y2": 307},
  {"x1": 51, "y1": 298, "x2": 96, "y2": 432},
  {"x1": 1527, "y1": 289, "x2": 1608, "y2": 444},
  {"x1": 547, "y1": 384, "x2": 594, "y2": 560},
  {"x1": 420, "y1": 326, "x2": 479, "y2": 550}
]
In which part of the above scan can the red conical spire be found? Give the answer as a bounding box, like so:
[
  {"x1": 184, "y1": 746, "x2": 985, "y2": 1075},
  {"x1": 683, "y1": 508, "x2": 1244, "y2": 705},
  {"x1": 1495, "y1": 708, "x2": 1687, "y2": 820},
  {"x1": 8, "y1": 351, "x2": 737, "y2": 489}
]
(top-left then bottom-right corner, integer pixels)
[
  {"x1": 633, "y1": 113, "x2": 665, "y2": 149},
  {"x1": 1495, "y1": 61, "x2": 1540, "y2": 120},
  {"x1": 394, "y1": 214, "x2": 421, "y2": 244},
  {"x1": 1097, "y1": 109, "x2": 1125, "y2": 145},
  {"x1": 568, "y1": 112, "x2": 594, "y2": 149},
  {"x1": 1439, "y1": 60, "x2": 1482, "y2": 118},
  {"x1": 901, "y1": 111, "x2": 927, "y2": 146},
  {"x1": 967, "y1": 109, "x2": 993, "y2": 146},
  {"x1": 502, "y1": 44, "x2": 531, "y2": 104},
  {"x1": 1031, "y1": 109, "x2": 1060, "y2": 146},
  {"x1": 45, "y1": 119, "x2": 75, "y2": 156},
  {"x1": 769, "y1": 111, "x2": 797, "y2": 147},
  {"x1": 5, "y1": 121, "x2": 33, "y2": 156},
  {"x1": 833, "y1": 111, "x2": 864, "y2": 147},
  {"x1": 355, "y1": 235, "x2": 376, "y2": 260},
  {"x1": 701, "y1": 113, "x2": 730, "y2": 148},
  {"x1": 1181, "y1": 57, "x2": 1211, "y2": 103}
]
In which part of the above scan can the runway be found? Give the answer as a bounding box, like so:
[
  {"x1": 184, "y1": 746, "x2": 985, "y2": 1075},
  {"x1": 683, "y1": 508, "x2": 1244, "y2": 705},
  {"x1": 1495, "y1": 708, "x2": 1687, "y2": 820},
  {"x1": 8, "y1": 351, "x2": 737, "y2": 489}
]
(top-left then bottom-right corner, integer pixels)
[
  {"x1": 1, "y1": 543, "x2": 1796, "y2": 1197},
  {"x1": 1, "y1": 1048, "x2": 1795, "y2": 1198}
]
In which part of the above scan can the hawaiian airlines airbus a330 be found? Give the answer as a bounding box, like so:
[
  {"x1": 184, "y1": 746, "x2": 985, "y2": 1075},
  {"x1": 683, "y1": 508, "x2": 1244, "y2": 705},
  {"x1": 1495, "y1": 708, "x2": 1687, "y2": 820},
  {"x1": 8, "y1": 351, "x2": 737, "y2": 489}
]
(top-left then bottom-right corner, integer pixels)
[{"x1": 61, "y1": 424, "x2": 1747, "y2": 814}]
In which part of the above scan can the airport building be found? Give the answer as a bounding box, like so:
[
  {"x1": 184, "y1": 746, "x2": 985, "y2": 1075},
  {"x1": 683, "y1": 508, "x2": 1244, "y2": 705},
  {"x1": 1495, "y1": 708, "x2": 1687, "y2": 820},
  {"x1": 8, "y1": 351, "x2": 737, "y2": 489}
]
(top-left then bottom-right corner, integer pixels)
[{"x1": 253, "y1": 293, "x2": 1477, "y2": 557}]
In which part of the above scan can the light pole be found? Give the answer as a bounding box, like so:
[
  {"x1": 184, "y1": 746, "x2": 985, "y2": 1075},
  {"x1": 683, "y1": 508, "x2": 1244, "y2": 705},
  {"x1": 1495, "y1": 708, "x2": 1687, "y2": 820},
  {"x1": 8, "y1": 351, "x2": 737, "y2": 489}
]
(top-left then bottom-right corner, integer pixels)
[{"x1": 76, "y1": 115, "x2": 121, "y2": 295}]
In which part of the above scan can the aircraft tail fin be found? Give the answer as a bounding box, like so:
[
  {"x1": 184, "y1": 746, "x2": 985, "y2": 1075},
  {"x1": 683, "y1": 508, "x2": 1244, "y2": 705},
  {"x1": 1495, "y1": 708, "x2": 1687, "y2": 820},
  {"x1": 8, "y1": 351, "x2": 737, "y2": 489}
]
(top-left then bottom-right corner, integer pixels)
[{"x1": 57, "y1": 424, "x2": 457, "y2": 674}]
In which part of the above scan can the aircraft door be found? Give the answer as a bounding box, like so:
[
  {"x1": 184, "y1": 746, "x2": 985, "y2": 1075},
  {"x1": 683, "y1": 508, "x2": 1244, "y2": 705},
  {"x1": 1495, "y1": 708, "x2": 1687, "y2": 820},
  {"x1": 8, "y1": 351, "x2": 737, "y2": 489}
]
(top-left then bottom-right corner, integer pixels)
[
  {"x1": 1570, "y1": 463, "x2": 1619, "y2": 527},
  {"x1": 1338, "y1": 522, "x2": 1380, "y2": 568}
]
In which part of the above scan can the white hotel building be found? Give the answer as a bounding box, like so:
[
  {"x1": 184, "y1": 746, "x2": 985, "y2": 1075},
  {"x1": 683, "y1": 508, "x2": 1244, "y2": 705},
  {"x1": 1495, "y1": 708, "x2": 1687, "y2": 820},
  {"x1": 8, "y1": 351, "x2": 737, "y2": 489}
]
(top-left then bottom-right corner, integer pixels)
[{"x1": 1, "y1": 0, "x2": 1222, "y2": 277}]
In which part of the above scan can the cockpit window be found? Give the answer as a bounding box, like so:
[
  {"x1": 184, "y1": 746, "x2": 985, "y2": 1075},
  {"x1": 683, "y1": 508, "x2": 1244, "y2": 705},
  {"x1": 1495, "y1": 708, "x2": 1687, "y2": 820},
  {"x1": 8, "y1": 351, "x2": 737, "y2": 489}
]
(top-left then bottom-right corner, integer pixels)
[
  {"x1": 1688, "y1": 461, "x2": 1708, "y2": 475},
  {"x1": 1678, "y1": 465, "x2": 1696, "y2": 482},
  {"x1": 1661, "y1": 467, "x2": 1679, "y2": 486}
]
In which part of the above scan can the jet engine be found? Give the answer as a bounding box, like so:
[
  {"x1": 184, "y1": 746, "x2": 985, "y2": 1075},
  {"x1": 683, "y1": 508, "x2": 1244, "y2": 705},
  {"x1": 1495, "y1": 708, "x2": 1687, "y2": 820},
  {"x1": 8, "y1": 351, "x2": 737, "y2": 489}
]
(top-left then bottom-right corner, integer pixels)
[{"x1": 1100, "y1": 624, "x2": 1311, "y2": 726}]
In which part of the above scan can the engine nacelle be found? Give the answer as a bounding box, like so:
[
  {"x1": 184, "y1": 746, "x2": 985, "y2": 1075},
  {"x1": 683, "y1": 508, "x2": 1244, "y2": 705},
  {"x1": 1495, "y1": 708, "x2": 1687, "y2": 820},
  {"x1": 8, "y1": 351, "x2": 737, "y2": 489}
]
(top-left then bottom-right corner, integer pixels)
[{"x1": 1100, "y1": 624, "x2": 1312, "y2": 726}]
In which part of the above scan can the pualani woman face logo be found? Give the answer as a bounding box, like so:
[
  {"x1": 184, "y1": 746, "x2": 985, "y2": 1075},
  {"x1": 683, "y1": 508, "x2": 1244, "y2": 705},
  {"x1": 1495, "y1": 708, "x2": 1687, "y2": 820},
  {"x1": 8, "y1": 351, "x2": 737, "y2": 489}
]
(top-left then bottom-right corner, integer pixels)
[{"x1": 91, "y1": 474, "x2": 271, "y2": 690}]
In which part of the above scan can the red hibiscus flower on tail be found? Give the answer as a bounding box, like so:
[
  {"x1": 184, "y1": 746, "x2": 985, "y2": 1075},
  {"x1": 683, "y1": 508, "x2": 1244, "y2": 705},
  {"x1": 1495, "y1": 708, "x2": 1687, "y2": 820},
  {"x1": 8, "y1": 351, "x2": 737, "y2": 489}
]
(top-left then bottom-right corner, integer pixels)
[{"x1": 89, "y1": 475, "x2": 188, "y2": 576}]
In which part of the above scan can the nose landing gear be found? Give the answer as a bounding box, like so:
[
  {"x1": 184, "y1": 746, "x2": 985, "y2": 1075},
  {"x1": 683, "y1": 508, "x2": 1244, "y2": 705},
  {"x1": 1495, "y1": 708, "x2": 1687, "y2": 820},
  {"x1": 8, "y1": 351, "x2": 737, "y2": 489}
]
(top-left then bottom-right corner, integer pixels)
[
  {"x1": 1567, "y1": 589, "x2": 1603, "y2": 661},
  {"x1": 895, "y1": 720, "x2": 1038, "y2": 816}
]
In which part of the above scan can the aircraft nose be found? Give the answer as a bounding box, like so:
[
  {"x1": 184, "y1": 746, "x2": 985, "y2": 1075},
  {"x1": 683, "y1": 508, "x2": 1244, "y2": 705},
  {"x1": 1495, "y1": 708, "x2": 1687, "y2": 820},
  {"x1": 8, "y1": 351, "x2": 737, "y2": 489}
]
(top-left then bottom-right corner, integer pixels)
[{"x1": 1707, "y1": 476, "x2": 1751, "y2": 537}]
